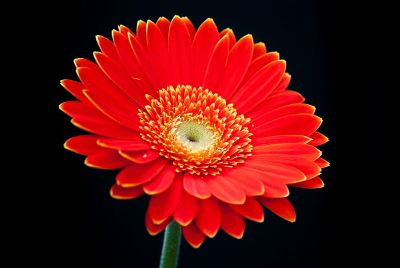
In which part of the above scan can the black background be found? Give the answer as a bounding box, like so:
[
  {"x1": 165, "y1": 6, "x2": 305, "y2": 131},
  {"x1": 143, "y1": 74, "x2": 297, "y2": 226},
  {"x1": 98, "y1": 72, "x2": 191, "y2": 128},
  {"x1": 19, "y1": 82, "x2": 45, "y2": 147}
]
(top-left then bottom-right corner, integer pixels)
[{"x1": 21, "y1": 0, "x2": 386, "y2": 267}]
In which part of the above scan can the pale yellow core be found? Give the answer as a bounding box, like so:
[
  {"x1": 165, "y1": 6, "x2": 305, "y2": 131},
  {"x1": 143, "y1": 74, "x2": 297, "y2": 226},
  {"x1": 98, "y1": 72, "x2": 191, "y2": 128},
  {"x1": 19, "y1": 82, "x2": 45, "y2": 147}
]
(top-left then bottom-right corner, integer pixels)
[{"x1": 175, "y1": 121, "x2": 214, "y2": 153}]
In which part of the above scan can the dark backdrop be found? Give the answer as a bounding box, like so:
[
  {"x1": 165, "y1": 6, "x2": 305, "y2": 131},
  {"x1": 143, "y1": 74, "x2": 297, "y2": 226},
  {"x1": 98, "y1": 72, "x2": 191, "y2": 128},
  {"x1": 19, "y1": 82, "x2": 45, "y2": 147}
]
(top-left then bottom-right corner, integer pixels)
[{"x1": 26, "y1": 0, "x2": 386, "y2": 267}]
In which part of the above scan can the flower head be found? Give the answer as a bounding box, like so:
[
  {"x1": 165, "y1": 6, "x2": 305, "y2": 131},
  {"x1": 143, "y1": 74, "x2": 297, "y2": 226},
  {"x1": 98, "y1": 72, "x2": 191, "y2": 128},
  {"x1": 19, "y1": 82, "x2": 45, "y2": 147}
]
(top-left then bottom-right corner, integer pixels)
[{"x1": 60, "y1": 16, "x2": 329, "y2": 248}]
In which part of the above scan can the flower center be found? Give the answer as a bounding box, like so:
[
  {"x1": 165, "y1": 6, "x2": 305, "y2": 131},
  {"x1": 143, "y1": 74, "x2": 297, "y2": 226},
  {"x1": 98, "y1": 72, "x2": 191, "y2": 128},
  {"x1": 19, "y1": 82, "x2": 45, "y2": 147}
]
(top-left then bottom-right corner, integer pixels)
[
  {"x1": 138, "y1": 85, "x2": 253, "y2": 176},
  {"x1": 175, "y1": 121, "x2": 215, "y2": 152}
]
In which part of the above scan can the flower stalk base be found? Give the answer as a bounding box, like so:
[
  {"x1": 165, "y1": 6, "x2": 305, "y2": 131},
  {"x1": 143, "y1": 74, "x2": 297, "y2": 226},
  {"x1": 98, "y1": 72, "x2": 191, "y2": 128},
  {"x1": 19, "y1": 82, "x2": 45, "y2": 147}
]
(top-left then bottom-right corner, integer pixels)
[{"x1": 159, "y1": 221, "x2": 182, "y2": 268}]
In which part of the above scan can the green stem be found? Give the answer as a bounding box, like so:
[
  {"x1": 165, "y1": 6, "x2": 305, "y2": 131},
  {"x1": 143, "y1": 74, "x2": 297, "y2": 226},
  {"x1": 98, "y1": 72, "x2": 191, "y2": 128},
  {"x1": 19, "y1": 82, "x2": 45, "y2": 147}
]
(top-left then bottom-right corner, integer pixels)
[{"x1": 159, "y1": 221, "x2": 182, "y2": 268}]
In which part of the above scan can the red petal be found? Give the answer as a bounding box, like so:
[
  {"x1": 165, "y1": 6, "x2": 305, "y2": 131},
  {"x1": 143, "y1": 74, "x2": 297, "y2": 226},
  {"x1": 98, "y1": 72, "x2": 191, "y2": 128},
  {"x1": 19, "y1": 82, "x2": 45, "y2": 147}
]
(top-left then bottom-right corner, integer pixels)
[
  {"x1": 292, "y1": 176, "x2": 325, "y2": 189},
  {"x1": 243, "y1": 161, "x2": 306, "y2": 184},
  {"x1": 110, "y1": 184, "x2": 144, "y2": 200},
  {"x1": 85, "y1": 150, "x2": 130, "y2": 169},
  {"x1": 274, "y1": 73, "x2": 291, "y2": 92},
  {"x1": 60, "y1": 101, "x2": 135, "y2": 139},
  {"x1": 315, "y1": 158, "x2": 330, "y2": 168},
  {"x1": 183, "y1": 173, "x2": 211, "y2": 199},
  {"x1": 60, "y1": 79, "x2": 87, "y2": 102},
  {"x1": 262, "y1": 180, "x2": 290, "y2": 198},
  {"x1": 64, "y1": 135, "x2": 101, "y2": 155},
  {"x1": 71, "y1": 118, "x2": 134, "y2": 140},
  {"x1": 74, "y1": 58, "x2": 102, "y2": 71},
  {"x1": 116, "y1": 159, "x2": 167, "y2": 187},
  {"x1": 143, "y1": 164, "x2": 176, "y2": 195},
  {"x1": 247, "y1": 90, "x2": 305, "y2": 117},
  {"x1": 173, "y1": 190, "x2": 199, "y2": 226},
  {"x1": 182, "y1": 223, "x2": 205, "y2": 248},
  {"x1": 112, "y1": 31, "x2": 153, "y2": 102},
  {"x1": 220, "y1": 204, "x2": 245, "y2": 239},
  {"x1": 145, "y1": 210, "x2": 170, "y2": 236},
  {"x1": 192, "y1": 18, "x2": 219, "y2": 86},
  {"x1": 168, "y1": 16, "x2": 192, "y2": 85},
  {"x1": 252, "y1": 42, "x2": 266, "y2": 59},
  {"x1": 148, "y1": 174, "x2": 183, "y2": 224},
  {"x1": 232, "y1": 60, "x2": 286, "y2": 114},
  {"x1": 229, "y1": 197, "x2": 264, "y2": 222},
  {"x1": 253, "y1": 143, "x2": 322, "y2": 160},
  {"x1": 253, "y1": 114, "x2": 322, "y2": 137},
  {"x1": 76, "y1": 66, "x2": 141, "y2": 128},
  {"x1": 218, "y1": 35, "x2": 254, "y2": 99},
  {"x1": 251, "y1": 103, "x2": 315, "y2": 129},
  {"x1": 202, "y1": 34, "x2": 230, "y2": 92},
  {"x1": 93, "y1": 52, "x2": 149, "y2": 105},
  {"x1": 97, "y1": 138, "x2": 150, "y2": 151},
  {"x1": 205, "y1": 175, "x2": 246, "y2": 204},
  {"x1": 156, "y1": 17, "x2": 170, "y2": 40},
  {"x1": 118, "y1": 24, "x2": 134, "y2": 38},
  {"x1": 223, "y1": 168, "x2": 265, "y2": 196},
  {"x1": 127, "y1": 32, "x2": 162, "y2": 93},
  {"x1": 146, "y1": 20, "x2": 170, "y2": 87},
  {"x1": 195, "y1": 197, "x2": 221, "y2": 238},
  {"x1": 241, "y1": 52, "x2": 280, "y2": 86},
  {"x1": 113, "y1": 29, "x2": 139, "y2": 67},
  {"x1": 136, "y1": 20, "x2": 147, "y2": 47},
  {"x1": 76, "y1": 66, "x2": 120, "y2": 96},
  {"x1": 83, "y1": 89, "x2": 140, "y2": 131},
  {"x1": 252, "y1": 135, "x2": 311, "y2": 146},
  {"x1": 253, "y1": 154, "x2": 321, "y2": 179},
  {"x1": 309, "y1": 131, "x2": 329, "y2": 146},
  {"x1": 119, "y1": 149, "x2": 160, "y2": 164},
  {"x1": 182, "y1": 17, "x2": 195, "y2": 39},
  {"x1": 219, "y1": 28, "x2": 236, "y2": 48},
  {"x1": 258, "y1": 197, "x2": 296, "y2": 222},
  {"x1": 96, "y1": 35, "x2": 119, "y2": 60}
]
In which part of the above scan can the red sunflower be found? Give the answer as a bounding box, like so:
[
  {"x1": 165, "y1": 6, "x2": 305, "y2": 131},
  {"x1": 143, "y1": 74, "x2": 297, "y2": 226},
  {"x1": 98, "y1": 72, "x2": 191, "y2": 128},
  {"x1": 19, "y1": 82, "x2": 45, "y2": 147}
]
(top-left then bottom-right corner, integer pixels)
[{"x1": 60, "y1": 16, "x2": 329, "y2": 248}]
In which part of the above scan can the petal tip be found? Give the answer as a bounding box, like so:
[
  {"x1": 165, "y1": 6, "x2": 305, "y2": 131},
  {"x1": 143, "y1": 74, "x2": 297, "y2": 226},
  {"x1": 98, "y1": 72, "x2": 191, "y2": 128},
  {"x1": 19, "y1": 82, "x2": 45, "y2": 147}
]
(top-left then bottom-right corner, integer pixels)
[
  {"x1": 205, "y1": 17, "x2": 215, "y2": 23},
  {"x1": 189, "y1": 192, "x2": 211, "y2": 199},
  {"x1": 73, "y1": 58, "x2": 83, "y2": 67},
  {"x1": 171, "y1": 15, "x2": 182, "y2": 22},
  {"x1": 205, "y1": 230, "x2": 218, "y2": 238},
  {"x1": 188, "y1": 240, "x2": 203, "y2": 249},
  {"x1": 116, "y1": 182, "x2": 140, "y2": 188},
  {"x1": 137, "y1": 19, "x2": 145, "y2": 26},
  {"x1": 324, "y1": 161, "x2": 330, "y2": 167},
  {"x1": 143, "y1": 187, "x2": 161, "y2": 195},
  {"x1": 146, "y1": 225, "x2": 163, "y2": 236},
  {"x1": 256, "y1": 184, "x2": 266, "y2": 196},
  {"x1": 152, "y1": 218, "x2": 168, "y2": 225},
  {"x1": 257, "y1": 215, "x2": 265, "y2": 223},
  {"x1": 243, "y1": 34, "x2": 253, "y2": 41},
  {"x1": 84, "y1": 158, "x2": 96, "y2": 168},
  {"x1": 63, "y1": 139, "x2": 74, "y2": 152},
  {"x1": 232, "y1": 231, "x2": 244, "y2": 240},
  {"x1": 226, "y1": 196, "x2": 246, "y2": 205},
  {"x1": 147, "y1": 230, "x2": 159, "y2": 236},
  {"x1": 111, "y1": 29, "x2": 119, "y2": 37},
  {"x1": 110, "y1": 190, "x2": 131, "y2": 200},
  {"x1": 92, "y1": 51, "x2": 102, "y2": 60},
  {"x1": 95, "y1": 35, "x2": 109, "y2": 47},
  {"x1": 58, "y1": 103, "x2": 65, "y2": 112},
  {"x1": 175, "y1": 218, "x2": 193, "y2": 227}
]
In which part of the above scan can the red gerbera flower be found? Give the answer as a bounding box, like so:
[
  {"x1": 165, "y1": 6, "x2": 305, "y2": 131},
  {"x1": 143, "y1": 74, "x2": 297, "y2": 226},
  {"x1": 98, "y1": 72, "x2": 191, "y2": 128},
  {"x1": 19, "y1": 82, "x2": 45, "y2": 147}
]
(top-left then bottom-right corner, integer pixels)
[{"x1": 60, "y1": 16, "x2": 329, "y2": 248}]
